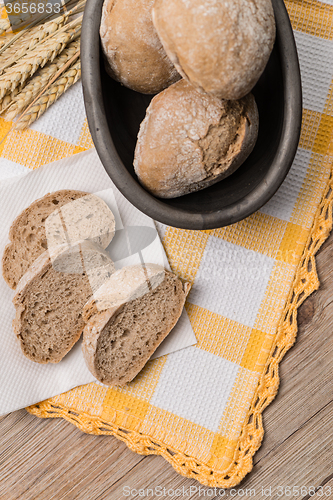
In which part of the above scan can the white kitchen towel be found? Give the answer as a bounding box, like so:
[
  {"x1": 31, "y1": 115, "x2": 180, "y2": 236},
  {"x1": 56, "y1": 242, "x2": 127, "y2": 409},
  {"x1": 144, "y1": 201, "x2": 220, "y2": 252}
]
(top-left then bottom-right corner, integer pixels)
[{"x1": 0, "y1": 148, "x2": 196, "y2": 415}]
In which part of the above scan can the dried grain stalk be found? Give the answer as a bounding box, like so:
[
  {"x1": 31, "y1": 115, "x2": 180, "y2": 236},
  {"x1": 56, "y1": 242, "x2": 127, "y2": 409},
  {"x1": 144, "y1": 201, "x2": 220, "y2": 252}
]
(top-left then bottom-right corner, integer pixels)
[
  {"x1": 0, "y1": 21, "x2": 65, "y2": 70},
  {"x1": 0, "y1": 17, "x2": 10, "y2": 36},
  {"x1": 0, "y1": 21, "x2": 81, "y2": 99},
  {"x1": 0, "y1": 0, "x2": 84, "y2": 55},
  {"x1": 0, "y1": 3, "x2": 84, "y2": 71},
  {"x1": 0, "y1": 31, "x2": 15, "y2": 50},
  {"x1": 3, "y1": 38, "x2": 80, "y2": 118}
]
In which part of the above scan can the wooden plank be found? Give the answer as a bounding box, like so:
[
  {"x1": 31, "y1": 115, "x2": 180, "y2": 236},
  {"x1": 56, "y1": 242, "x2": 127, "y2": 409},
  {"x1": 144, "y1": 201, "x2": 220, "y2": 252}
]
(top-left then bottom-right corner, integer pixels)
[
  {"x1": 0, "y1": 410, "x2": 145, "y2": 500},
  {"x1": 253, "y1": 232, "x2": 333, "y2": 463},
  {"x1": 310, "y1": 476, "x2": 333, "y2": 499},
  {"x1": 101, "y1": 400, "x2": 333, "y2": 500},
  {"x1": 222, "y1": 400, "x2": 333, "y2": 500}
]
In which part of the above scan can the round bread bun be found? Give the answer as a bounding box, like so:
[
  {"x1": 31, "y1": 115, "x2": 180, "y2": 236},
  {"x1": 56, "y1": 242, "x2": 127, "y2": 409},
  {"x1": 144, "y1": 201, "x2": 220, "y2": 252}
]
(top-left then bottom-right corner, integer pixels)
[
  {"x1": 133, "y1": 79, "x2": 259, "y2": 198},
  {"x1": 100, "y1": 0, "x2": 180, "y2": 94},
  {"x1": 152, "y1": 0, "x2": 276, "y2": 100}
]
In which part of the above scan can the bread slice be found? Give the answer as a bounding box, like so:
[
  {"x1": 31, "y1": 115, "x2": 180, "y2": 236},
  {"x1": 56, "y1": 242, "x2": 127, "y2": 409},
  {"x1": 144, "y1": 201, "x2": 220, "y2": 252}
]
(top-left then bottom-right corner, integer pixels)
[
  {"x1": 82, "y1": 264, "x2": 191, "y2": 386},
  {"x1": 13, "y1": 242, "x2": 115, "y2": 364},
  {"x1": 2, "y1": 190, "x2": 87, "y2": 290},
  {"x1": 3, "y1": 190, "x2": 116, "y2": 290},
  {"x1": 45, "y1": 193, "x2": 116, "y2": 258}
]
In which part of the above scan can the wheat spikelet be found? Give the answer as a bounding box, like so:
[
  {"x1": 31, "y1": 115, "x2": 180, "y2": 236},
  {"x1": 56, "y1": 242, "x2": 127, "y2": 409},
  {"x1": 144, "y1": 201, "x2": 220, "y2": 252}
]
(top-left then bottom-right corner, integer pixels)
[
  {"x1": 0, "y1": 17, "x2": 10, "y2": 35},
  {"x1": 0, "y1": 9, "x2": 82, "y2": 71},
  {"x1": 15, "y1": 59, "x2": 81, "y2": 129},
  {"x1": 0, "y1": 0, "x2": 84, "y2": 58},
  {"x1": 0, "y1": 1, "x2": 72, "y2": 55},
  {"x1": 0, "y1": 25, "x2": 42, "y2": 66},
  {"x1": 0, "y1": 32, "x2": 15, "y2": 50},
  {"x1": 0, "y1": 22, "x2": 81, "y2": 99},
  {"x1": 4, "y1": 39, "x2": 80, "y2": 119},
  {"x1": 0, "y1": 86, "x2": 20, "y2": 113}
]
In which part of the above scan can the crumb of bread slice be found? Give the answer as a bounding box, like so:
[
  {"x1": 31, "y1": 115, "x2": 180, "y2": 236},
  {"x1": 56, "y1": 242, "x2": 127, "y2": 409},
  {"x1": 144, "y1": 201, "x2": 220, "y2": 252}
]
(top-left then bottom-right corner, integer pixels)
[
  {"x1": 13, "y1": 243, "x2": 115, "y2": 364},
  {"x1": 2, "y1": 190, "x2": 88, "y2": 290},
  {"x1": 3, "y1": 190, "x2": 116, "y2": 290}
]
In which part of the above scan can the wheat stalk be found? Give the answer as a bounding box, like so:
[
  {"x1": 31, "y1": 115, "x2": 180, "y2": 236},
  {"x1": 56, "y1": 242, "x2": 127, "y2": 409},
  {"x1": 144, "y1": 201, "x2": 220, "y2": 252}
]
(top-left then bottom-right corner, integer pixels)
[
  {"x1": 1, "y1": 1, "x2": 85, "y2": 67},
  {"x1": 0, "y1": 25, "x2": 42, "y2": 67},
  {"x1": 15, "y1": 59, "x2": 81, "y2": 129},
  {"x1": 0, "y1": 20, "x2": 81, "y2": 100},
  {"x1": 3, "y1": 38, "x2": 80, "y2": 118},
  {"x1": 0, "y1": 0, "x2": 83, "y2": 55},
  {"x1": 0, "y1": 17, "x2": 10, "y2": 35},
  {"x1": 0, "y1": 86, "x2": 20, "y2": 113},
  {"x1": 0, "y1": 31, "x2": 14, "y2": 50},
  {"x1": 0, "y1": 3, "x2": 84, "y2": 71}
]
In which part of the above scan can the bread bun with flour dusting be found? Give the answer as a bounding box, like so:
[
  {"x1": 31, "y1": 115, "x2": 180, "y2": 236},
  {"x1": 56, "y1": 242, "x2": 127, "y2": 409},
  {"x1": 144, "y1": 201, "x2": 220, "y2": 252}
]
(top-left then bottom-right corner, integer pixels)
[
  {"x1": 134, "y1": 80, "x2": 259, "y2": 198},
  {"x1": 100, "y1": 0, "x2": 180, "y2": 94},
  {"x1": 152, "y1": 0, "x2": 276, "y2": 100}
]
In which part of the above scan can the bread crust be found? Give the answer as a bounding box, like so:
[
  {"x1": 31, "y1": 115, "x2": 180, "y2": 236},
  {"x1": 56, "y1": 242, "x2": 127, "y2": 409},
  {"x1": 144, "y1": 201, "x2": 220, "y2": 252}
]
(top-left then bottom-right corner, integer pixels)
[
  {"x1": 2, "y1": 189, "x2": 87, "y2": 290},
  {"x1": 12, "y1": 251, "x2": 84, "y2": 364},
  {"x1": 82, "y1": 264, "x2": 191, "y2": 385},
  {"x1": 134, "y1": 80, "x2": 259, "y2": 198},
  {"x1": 152, "y1": 0, "x2": 276, "y2": 100},
  {"x1": 13, "y1": 250, "x2": 52, "y2": 306},
  {"x1": 2, "y1": 190, "x2": 116, "y2": 290},
  {"x1": 13, "y1": 244, "x2": 115, "y2": 364},
  {"x1": 81, "y1": 309, "x2": 115, "y2": 379},
  {"x1": 83, "y1": 263, "x2": 167, "y2": 321},
  {"x1": 100, "y1": 0, "x2": 180, "y2": 94}
]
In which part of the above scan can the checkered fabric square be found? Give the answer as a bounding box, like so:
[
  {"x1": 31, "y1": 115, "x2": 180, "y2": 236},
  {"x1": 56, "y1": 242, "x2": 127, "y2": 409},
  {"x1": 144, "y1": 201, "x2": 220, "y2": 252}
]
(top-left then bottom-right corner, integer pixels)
[{"x1": 2, "y1": 0, "x2": 333, "y2": 488}]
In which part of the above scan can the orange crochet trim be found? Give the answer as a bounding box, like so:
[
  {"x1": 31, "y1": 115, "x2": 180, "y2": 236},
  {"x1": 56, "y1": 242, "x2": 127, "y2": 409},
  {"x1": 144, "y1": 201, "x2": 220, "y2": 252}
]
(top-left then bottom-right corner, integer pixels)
[{"x1": 27, "y1": 167, "x2": 333, "y2": 488}]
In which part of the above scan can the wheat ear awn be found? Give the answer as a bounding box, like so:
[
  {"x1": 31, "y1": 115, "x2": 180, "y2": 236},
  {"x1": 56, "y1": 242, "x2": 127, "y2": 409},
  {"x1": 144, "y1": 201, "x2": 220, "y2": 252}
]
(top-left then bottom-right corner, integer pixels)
[
  {"x1": 13, "y1": 50, "x2": 80, "y2": 129},
  {"x1": 15, "y1": 60, "x2": 81, "y2": 129},
  {"x1": 0, "y1": 21, "x2": 81, "y2": 100},
  {"x1": 0, "y1": 17, "x2": 10, "y2": 35},
  {"x1": 0, "y1": 1, "x2": 85, "y2": 69}
]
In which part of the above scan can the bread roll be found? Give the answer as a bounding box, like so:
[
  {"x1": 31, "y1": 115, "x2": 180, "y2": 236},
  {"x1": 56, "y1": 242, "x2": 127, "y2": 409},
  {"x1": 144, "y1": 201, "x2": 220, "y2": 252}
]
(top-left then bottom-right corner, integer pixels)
[
  {"x1": 100, "y1": 0, "x2": 180, "y2": 94},
  {"x1": 152, "y1": 0, "x2": 276, "y2": 100},
  {"x1": 134, "y1": 80, "x2": 259, "y2": 199}
]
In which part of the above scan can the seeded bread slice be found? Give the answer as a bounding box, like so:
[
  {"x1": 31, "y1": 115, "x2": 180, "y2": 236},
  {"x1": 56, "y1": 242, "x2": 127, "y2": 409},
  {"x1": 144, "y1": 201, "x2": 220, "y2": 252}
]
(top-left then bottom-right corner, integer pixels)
[
  {"x1": 3, "y1": 190, "x2": 116, "y2": 290},
  {"x1": 13, "y1": 243, "x2": 115, "y2": 364},
  {"x1": 2, "y1": 190, "x2": 87, "y2": 290},
  {"x1": 82, "y1": 264, "x2": 191, "y2": 386}
]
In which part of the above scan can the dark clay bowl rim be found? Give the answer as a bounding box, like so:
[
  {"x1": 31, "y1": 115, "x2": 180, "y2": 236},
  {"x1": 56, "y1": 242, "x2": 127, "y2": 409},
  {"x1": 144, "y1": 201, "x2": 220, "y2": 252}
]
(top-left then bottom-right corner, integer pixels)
[{"x1": 81, "y1": 0, "x2": 302, "y2": 230}]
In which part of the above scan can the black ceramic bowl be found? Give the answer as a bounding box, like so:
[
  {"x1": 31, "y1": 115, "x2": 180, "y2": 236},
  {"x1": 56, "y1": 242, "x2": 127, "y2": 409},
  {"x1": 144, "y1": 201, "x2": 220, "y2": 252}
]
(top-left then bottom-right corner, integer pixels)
[{"x1": 81, "y1": 0, "x2": 302, "y2": 230}]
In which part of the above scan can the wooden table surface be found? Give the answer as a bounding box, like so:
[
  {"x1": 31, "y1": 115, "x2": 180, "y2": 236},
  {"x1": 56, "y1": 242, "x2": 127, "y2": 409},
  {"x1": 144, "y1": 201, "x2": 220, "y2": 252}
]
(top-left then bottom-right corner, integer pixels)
[{"x1": 1, "y1": 229, "x2": 333, "y2": 500}]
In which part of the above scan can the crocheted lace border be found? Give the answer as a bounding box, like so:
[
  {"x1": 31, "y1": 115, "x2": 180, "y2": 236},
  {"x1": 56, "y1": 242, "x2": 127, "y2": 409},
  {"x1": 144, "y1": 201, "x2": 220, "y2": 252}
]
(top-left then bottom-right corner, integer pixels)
[{"x1": 27, "y1": 167, "x2": 333, "y2": 488}]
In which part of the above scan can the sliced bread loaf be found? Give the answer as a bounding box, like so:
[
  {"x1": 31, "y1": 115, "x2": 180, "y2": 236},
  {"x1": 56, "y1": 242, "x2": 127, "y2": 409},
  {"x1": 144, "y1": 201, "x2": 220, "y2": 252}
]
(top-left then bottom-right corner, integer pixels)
[
  {"x1": 2, "y1": 190, "x2": 87, "y2": 290},
  {"x1": 3, "y1": 190, "x2": 116, "y2": 290},
  {"x1": 13, "y1": 242, "x2": 115, "y2": 364},
  {"x1": 82, "y1": 264, "x2": 191, "y2": 386}
]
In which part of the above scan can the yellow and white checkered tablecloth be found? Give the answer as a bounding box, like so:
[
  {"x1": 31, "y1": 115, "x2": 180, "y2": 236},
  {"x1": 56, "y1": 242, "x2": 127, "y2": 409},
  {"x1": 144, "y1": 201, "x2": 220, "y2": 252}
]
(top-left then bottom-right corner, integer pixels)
[{"x1": 1, "y1": 0, "x2": 333, "y2": 489}]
